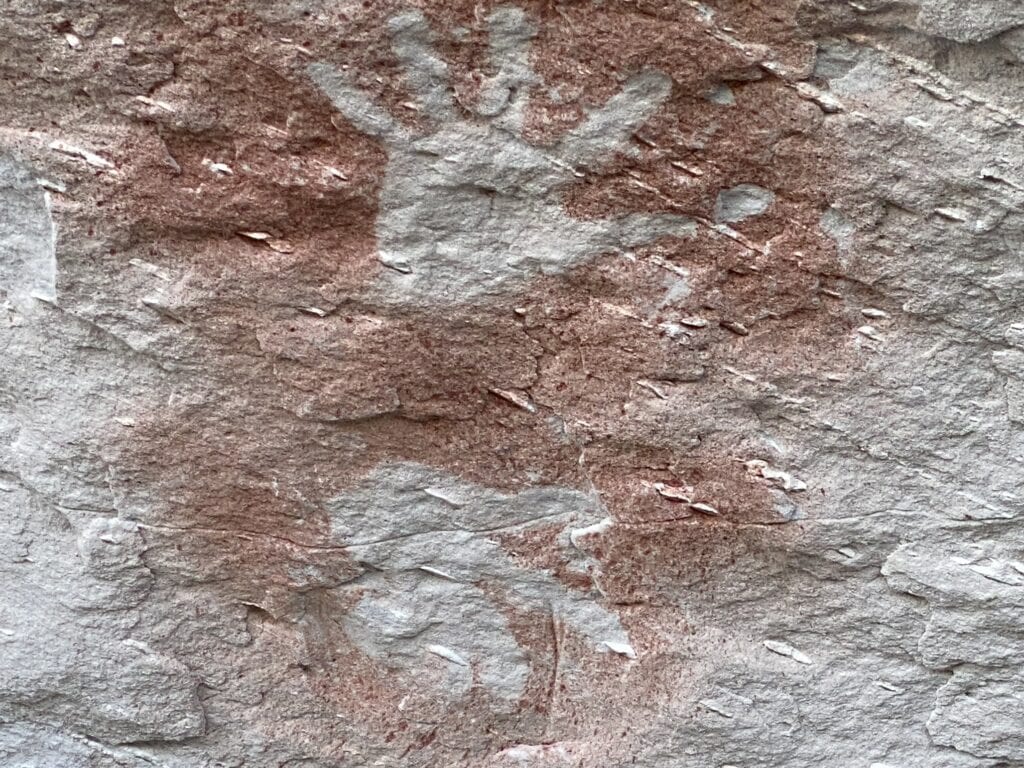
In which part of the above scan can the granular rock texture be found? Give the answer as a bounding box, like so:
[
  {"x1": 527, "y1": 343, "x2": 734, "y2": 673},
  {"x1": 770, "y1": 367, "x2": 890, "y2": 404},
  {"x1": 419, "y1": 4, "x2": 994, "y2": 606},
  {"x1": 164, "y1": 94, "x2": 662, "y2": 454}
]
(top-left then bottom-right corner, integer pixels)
[{"x1": 2, "y1": 1, "x2": 1024, "y2": 766}]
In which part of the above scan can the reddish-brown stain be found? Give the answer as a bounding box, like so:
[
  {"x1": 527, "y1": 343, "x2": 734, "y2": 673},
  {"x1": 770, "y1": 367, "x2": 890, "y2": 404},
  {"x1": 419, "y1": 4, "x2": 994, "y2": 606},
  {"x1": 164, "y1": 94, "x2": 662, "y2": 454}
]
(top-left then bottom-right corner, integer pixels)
[{"x1": 30, "y1": 1, "x2": 865, "y2": 763}]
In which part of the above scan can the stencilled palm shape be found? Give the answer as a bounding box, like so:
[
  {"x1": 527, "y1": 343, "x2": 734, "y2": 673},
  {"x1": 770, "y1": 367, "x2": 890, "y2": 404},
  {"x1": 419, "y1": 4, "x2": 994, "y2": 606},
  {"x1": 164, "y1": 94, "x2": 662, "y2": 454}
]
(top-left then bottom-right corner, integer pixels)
[
  {"x1": 326, "y1": 463, "x2": 632, "y2": 704},
  {"x1": 309, "y1": 6, "x2": 694, "y2": 303}
]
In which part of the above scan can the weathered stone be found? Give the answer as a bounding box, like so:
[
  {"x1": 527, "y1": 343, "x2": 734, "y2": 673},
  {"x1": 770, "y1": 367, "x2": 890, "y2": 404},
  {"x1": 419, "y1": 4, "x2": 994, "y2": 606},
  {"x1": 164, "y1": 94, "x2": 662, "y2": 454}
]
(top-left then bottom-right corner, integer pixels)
[{"x1": 2, "y1": 1, "x2": 1023, "y2": 766}]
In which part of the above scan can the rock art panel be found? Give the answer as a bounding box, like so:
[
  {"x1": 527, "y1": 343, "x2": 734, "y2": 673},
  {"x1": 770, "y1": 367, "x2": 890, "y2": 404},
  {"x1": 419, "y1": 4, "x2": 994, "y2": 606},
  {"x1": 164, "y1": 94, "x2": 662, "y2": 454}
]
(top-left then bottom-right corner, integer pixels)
[
  {"x1": 4, "y1": 1, "x2": 1024, "y2": 766},
  {"x1": 309, "y1": 8, "x2": 694, "y2": 304}
]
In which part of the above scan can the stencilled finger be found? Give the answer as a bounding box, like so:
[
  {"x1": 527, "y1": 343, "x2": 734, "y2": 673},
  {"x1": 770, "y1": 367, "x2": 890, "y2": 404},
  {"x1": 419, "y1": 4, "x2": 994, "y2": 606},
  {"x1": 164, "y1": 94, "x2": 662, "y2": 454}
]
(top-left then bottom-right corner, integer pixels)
[
  {"x1": 613, "y1": 212, "x2": 697, "y2": 248},
  {"x1": 388, "y1": 10, "x2": 455, "y2": 122},
  {"x1": 477, "y1": 6, "x2": 538, "y2": 128},
  {"x1": 557, "y1": 71, "x2": 674, "y2": 169},
  {"x1": 579, "y1": 212, "x2": 696, "y2": 261},
  {"x1": 308, "y1": 62, "x2": 409, "y2": 143}
]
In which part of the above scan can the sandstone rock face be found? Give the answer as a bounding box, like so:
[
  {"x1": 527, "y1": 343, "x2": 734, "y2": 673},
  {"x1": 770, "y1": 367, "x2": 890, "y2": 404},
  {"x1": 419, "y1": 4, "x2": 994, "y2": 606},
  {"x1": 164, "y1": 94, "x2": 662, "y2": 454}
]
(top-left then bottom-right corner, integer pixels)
[{"x1": 2, "y1": 2, "x2": 1023, "y2": 766}]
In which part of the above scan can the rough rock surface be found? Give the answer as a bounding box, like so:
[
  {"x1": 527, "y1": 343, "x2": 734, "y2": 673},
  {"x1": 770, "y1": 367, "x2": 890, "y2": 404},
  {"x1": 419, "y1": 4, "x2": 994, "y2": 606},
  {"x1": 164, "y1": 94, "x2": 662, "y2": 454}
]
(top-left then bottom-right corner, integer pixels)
[{"x1": 2, "y1": 1, "x2": 1023, "y2": 766}]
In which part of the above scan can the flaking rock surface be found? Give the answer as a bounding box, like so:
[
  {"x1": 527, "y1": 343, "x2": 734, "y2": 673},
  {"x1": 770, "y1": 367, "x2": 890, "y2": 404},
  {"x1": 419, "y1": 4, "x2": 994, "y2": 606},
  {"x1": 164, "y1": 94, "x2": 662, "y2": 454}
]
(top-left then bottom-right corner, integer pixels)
[{"x1": 2, "y1": 1, "x2": 1024, "y2": 766}]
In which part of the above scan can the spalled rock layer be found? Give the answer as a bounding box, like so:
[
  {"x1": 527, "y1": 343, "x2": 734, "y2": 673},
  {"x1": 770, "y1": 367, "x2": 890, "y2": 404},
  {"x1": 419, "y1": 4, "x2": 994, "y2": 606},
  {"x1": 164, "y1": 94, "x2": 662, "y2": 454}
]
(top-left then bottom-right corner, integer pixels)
[{"x1": 2, "y1": 2, "x2": 1023, "y2": 766}]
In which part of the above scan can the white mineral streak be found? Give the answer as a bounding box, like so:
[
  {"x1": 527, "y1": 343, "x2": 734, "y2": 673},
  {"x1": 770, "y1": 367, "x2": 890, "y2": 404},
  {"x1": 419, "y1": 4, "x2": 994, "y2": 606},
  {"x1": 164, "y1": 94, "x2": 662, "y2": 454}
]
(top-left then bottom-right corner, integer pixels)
[{"x1": 48, "y1": 139, "x2": 114, "y2": 170}]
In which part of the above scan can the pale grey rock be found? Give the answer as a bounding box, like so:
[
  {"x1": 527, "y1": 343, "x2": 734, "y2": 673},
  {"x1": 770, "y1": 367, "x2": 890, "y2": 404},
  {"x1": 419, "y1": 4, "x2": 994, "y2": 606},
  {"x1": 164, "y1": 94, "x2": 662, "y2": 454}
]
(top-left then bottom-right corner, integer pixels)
[
  {"x1": 713, "y1": 183, "x2": 775, "y2": 223},
  {"x1": 916, "y1": 0, "x2": 1024, "y2": 43},
  {"x1": 819, "y1": 206, "x2": 855, "y2": 254},
  {"x1": 929, "y1": 668, "x2": 1024, "y2": 760},
  {"x1": 1, "y1": 257, "x2": 201, "y2": 750},
  {"x1": 0, "y1": 154, "x2": 54, "y2": 309},
  {"x1": 0, "y1": 722, "x2": 147, "y2": 768},
  {"x1": 0, "y1": 455, "x2": 202, "y2": 744},
  {"x1": 705, "y1": 84, "x2": 735, "y2": 106}
]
